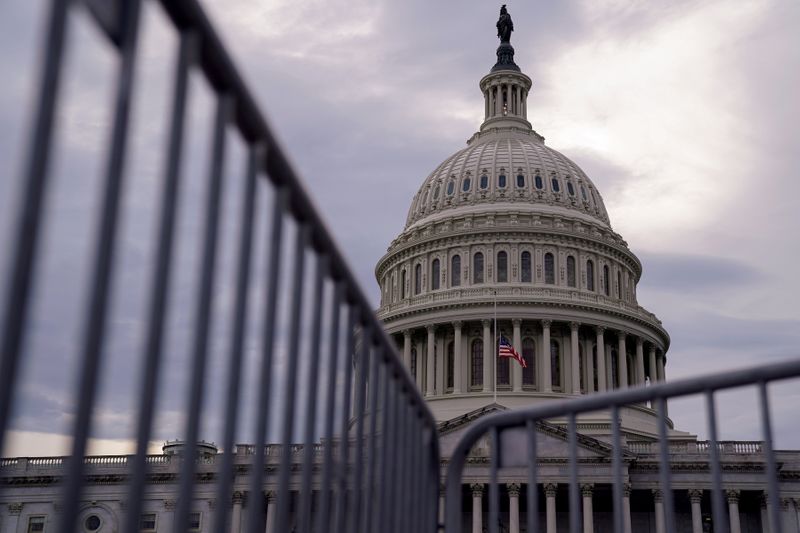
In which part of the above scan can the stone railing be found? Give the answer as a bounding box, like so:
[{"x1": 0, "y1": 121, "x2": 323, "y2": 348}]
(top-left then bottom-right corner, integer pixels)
[
  {"x1": 234, "y1": 443, "x2": 327, "y2": 456},
  {"x1": 0, "y1": 454, "x2": 176, "y2": 473},
  {"x1": 627, "y1": 440, "x2": 763, "y2": 455}
]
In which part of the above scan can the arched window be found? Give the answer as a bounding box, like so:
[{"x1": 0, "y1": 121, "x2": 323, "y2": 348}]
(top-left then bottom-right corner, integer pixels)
[
  {"x1": 581, "y1": 185, "x2": 588, "y2": 201},
  {"x1": 480, "y1": 174, "x2": 489, "y2": 189},
  {"x1": 521, "y1": 251, "x2": 532, "y2": 282},
  {"x1": 516, "y1": 173, "x2": 525, "y2": 188},
  {"x1": 410, "y1": 347, "x2": 417, "y2": 381},
  {"x1": 446, "y1": 342, "x2": 454, "y2": 389},
  {"x1": 431, "y1": 259, "x2": 440, "y2": 290},
  {"x1": 586, "y1": 260, "x2": 595, "y2": 291},
  {"x1": 535, "y1": 175, "x2": 543, "y2": 190},
  {"x1": 567, "y1": 181, "x2": 575, "y2": 196},
  {"x1": 603, "y1": 265, "x2": 610, "y2": 296},
  {"x1": 498, "y1": 173, "x2": 507, "y2": 188},
  {"x1": 401, "y1": 269, "x2": 406, "y2": 299},
  {"x1": 471, "y1": 339, "x2": 483, "y2": 388},
  {"x1": 550, "y1": 339, "x2": 561, "y2": 389},
  {"x1": 451, "y1": 255, "x2": 461, "y2": 287},
  {"x1": 446, "y1": 181, "x2": 455, "y2": 196},
  {"x1": 497, "y1": 251, "x2": 508, "y2": 282},
  {"x1": 462, "y1": 177, "x2": 471, "y2": 192},
  {"x1": 551, "y1": 177, "x2": 561, "y2": 192},
  {"x1": 414, "y1": 264, "x2": 422, "y2": 295},
  {"x1": 473, "y1": 252, "x2": 484, "y2": 284},
  {"x1": 567, "y1": 256, "x2": 576, "y2": 287},
  {"x1": 497, "y1": 337, "x2": 510, "y2": 386},
  {"x1": 617, "y1": 271, "x2": 622, "y2": 299},
  {"x1": 544, "y1": 253, "x2": 555, "y2": 285},
  {"x1": 522, "y1": 337, "x2": 536, "y2": 386}
]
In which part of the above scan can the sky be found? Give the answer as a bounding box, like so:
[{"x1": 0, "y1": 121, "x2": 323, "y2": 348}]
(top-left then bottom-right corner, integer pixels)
[{"x1": 0, "y1": 0, "x2": 799, "y2": 456}]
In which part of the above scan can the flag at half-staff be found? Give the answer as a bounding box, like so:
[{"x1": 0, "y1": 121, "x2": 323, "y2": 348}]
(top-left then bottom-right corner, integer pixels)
[{"x1": 498, "y1": 335, "x2": 526, "y2": 368}]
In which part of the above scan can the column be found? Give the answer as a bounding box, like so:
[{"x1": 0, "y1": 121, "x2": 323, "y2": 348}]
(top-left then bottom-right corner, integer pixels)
[
  {"x1": 542, "y1": 320, "x2": 552, "y2": 393},
  {"x1": 403, "y1": 330, "x2": 412, "y2": 371},
  {"x1": 727, "y1": 490, "x2": 742, "y2": 533},
  {"x1": 618, "y1": 332, "x2": 628, "y2": 388},
  {"x1": 648, "y1": 346, "x2": 657, "y2": 384},
  {"x1": 761, "y1": 493, "x2": 771, "y2": 533},
  {"x1": 439, "y1": 485, "x2": 446, "y2": 526},
  {"x1": 508, "y1": 483, "x2": 521, "y2": 533},
  {"x1": 512, "y1": 319, "x2": 523, "y2": 392},
  {"x1": 264, "y1": 491, "x2": 278, "y2": 533},
  {"x1": 472, "y1": 483, "x2": 484, "y2": 533},
  {"x1": 595, "y1": 327, "x2": 607, "y2": 391},
  {"x1": 657, "y1": 351, "x2": 666, "y2": 382},
  {"x1": 453, "y1": 321, "x2": 463, "y2": 393},
  {"x1": 653, "y1": 490, "x2": 665, "y2": 533},
  {"x1": 581, "y1": 484, "x2": 594, "y2": 533},
  {"x1": 230, "y1": 492, "x2": 244, "y2": 533},
  {"x1": 426, "y1": 325, "x2": 436, "y2": 396},
  {"x1": 688, "y1": 489, "x2": 703, "y2": 533},
  {"x1": 635, "y1": 338, "x2": 645, "y2": 387},
  {"x1": 784, "y1": 499, "x2": 799, "y2": 532},
  {"x1": 570, "y1": 322, "x2": 581, "y2": 394},
  {"x1": 545, "y1": 483, "x2": 557, "y2": 533},
  {"x1": 482, "y1": 320, "x2": 492, "y2": 393},
  {"x1": 623, "y1": 484, "x2": 633, "y2": 533},
  {"x1": 585, "y1": 339, "x2": 595, "y2": 394}
]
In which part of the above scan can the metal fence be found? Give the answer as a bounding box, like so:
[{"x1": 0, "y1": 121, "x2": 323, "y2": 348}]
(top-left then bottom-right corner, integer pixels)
[
  {"x1": 444, "y1": 359, "x2": 800, "y2": 533},
  {"x1": 0, "y1": 0, "x2": 440, "y2": 532}
]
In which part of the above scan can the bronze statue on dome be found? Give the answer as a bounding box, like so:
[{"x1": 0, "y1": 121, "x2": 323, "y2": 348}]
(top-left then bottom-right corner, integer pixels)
[{"x1": 497, "y1": 5, "x2": 514, "y2": 43}]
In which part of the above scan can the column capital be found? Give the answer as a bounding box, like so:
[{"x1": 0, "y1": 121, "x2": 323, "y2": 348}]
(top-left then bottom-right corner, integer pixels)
[
  {"x1": 688, "y1": 489, "x2": 703, "y2": 503},
  {"x1": 471, "y1": 483, "x2": 485, "y2": 497},
  {"x1": 618, "y1": 331, "x2": 627, "y2": 340},
  {"x1": 507, "y1": 483, "x2": 521, "y2": 497},
  {"x1": 636, "y1": 336, "x2": 644, "y2": 348},
  {"x1": 231, "y1": 491, "x2": 245, "y2": 505},
  {"x1": 482, "y1": 319, "x2": 491, "y2": 328},
  {"x1": 544, "y1": 483, "x2": 558, "y2": 497},
  {"x1": 570, "y1": 321, "x2": 581, "y2": 331},
  {"x1": 580, "y1": 484, "x2": 594, "y2": 497},
  {"x1": 649, "y1": 345, "x2": 656, "y2": 355},
  {"x1": 623, "y1": 483, "x2": 632, "y2": 497},
  {"x1": 426, "y1": 324, "x2": 436, "y2": 333},
  {"x1": 266, "y1": 490, "x2": 277, "y2": 503},
  {"x1": 512, "y1": 318, "x2": 522, "y2": 327},
  {"x1": 541, "y1": 319, "x2": 552, "y2": 328},
  {"x1": 595, "y1": 325, "x2": 606, "y2": 334},
  {"x1": 726, "y1": 489, "x2": 740, "y2": 504},
  {"x1": 452, "y1": 320, "x2": 463, "y2": 329},
  {"x1": 652, "y1": 489, "x2": 663, "y2": 502},
  {"x1": 403, "y1": 329, "x2": 412, "y2": 338},
  {"x1": 8, "y1": 502, "x2": 23, "y2": 515}
]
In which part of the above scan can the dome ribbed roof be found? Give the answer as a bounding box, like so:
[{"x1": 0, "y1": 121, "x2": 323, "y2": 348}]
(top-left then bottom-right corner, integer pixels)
[{"x1": 404, "y1": 129, "x2": 610, "y2": 230}]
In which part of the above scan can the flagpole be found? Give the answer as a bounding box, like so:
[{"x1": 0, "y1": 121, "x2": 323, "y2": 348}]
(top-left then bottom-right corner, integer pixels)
[{"x1": 493, "y1": 289, "x2": 497, "y2": 405}]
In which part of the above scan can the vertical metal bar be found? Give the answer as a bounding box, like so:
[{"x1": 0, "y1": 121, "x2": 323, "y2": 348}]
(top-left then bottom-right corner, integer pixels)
[
  {"x1": 382, "y1": 366, "x2": 399, "y2": 533},
  {"x1": 58, "y1": 1, "x2": 143, "y2": 527},
  {"x1": 527, "y1": 419, "x2": 539, "y2": 533},
  {"x1": 210, "y1": 144, "x2": 260, "y2": 533},
  {"x1": 706, "y1": 390, "x2": 729, "y2": 533},
  {"x1": 314, "y1": 282, "x2": 343, "y2": 533},
  {"x1": 611, "y1": 406, "x2": 623, "y2": 533},
  {"x1": 333, "y1": 306, "x2": 357, "y2": 533},
  {"x1": 424, "y1": 424, "x2": 439, "y2": 533},
  {"x1": 657, "y1": 397, "x2": 676, "y2": 533},
  {"x1": 489, "y1": 426, "x2": 500, "y2": 533},
  {"x1": 411, "y1": 408, "x2": 423, "y2": 533},
  {"x1": 174, "y1": 91, "x2": 232, "y2": 533},
  {"x1": 373, "y1": 356, "x2": 390, "y2": 532},
  {"x1": 0, "y1": 0, "x2": 71, "y2": 446},
  {"x1": 347, "y1": 323, "x2": 371, "y2": 532},
  {"x1": 244, "y1": 185, "x2": 287, "y2": 533},
  {"x1": 297, "y1": 253, "x2": 329, "y2": 533},
  {"x1": 361, "y1": 342, "x2": 379, "y2": 532},
  {"x1": 569, "y1": 412, "x2": 580, "y2": 533},
  {"x1": 274, "y1": 223, "x2": 311, "y2": 533},
  {"x1": 759, "y1": 381, "x2": 783, "y2": 533},
  {"x1": 123, "y1": 29, "x2": 196, "y2": 533},
  {"x1": 398, "y1": 392, "x2": 413, "y2": 533}
]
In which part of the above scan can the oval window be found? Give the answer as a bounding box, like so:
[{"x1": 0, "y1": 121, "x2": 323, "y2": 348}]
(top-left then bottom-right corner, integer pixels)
[
  {"x1": 498, "y1": 174, "x2": 507, "y2": 188},
  {"x1": 516, "y1": 174, "x2": 525, "y2": 188},
  {"x1": 480, "y1": 174, "x2": 489, "y2": 189},
  {"x1": 535, "y1": 175, "x2": 543, "y2": 190},
  {"x1": 462, "y1": 177, "x2": 471, "y2": 192},
  {"x1": 551, "y1": 178, "x2": 560, "y2": 192}
]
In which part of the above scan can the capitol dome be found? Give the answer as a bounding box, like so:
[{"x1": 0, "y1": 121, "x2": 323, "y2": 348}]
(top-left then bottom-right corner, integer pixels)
[{"x1": 376, "y1": 28, "x2": 671, "y2": 436}]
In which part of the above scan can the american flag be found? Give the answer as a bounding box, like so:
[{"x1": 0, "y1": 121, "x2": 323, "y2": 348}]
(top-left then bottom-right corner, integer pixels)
[{"x1": 498, "y1": 335, "x2": 526, "y2": 368}]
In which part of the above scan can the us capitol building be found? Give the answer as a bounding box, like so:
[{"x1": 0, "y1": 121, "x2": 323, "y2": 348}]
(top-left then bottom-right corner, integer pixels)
[{"x1": 2, "y1": 8, "x2": 799, "y2": 533}]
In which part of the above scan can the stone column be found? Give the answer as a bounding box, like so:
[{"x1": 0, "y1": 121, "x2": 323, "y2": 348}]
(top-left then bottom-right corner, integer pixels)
[
  {"x1": 648, "y1": 345, "x2": 657, "y2": 408},
  {"x1": 635, "y1": 337, "x2": 645, "y2": 386},
  {"x1": 581, "y1": 484, "x2": 594, "y2": 533},
  {"x1": 439, "y1": 485, "x2": 446, "y2": 526},
  {"x1": 689, "y1": 489, "x2": 703, "y2": 533},
  {"x1": 595, "y1": 327, "x2": 607, "y2": 391},
  {"x1": 512, "y1": 319, "x2": 523, "y2": 392},
  {"x1": 657, "y1": 352, "x2": 666, "y2": 382},
  {"x1": 482, "y1": 320, "x2": 492, "y2": 393},
  {"x1": 545, "y1": 483, "x2": 557, "y2": 533},
  {"x1": 570, "y1": 322, "x2": 581, "y2": 394},
  {"x1": 426, "y1": 325, "x2": 436, "y2": 396},
  {"x1": 472, "y1": 483, "x2": 484, "y2": 533},
  {"x1": 264, "y1": 491, "x2": 277, "y2": 533},
  {"x1": 623, "y1": 484, "x2": 633, "y2": 533},
  {"x1": 229, "y1": 492, "x2": 244, "y2": 533},
  {"x1": 653, "y1": 489, "x2": 665, "y2": 533},
  {"x1": 761, "y1": 493, "x2": 771, "y2": 533},
  {"x1": 727, "y1": 490, "x2": 742, "y2": 533},
  {"x1": 618, "y1": 332, "x2": 628, "y2": 388},
  {"x1": 453, "y1": 321, "x2": 463, "y2": 393},
  {"x1": 542, "y1": 320, "x2": 552, "y2": 393},
  {"x1": 508, "y1": 483, "x2": 521, "y2": 533},
  {"x1": 402, "y1": 330, "x2": 412, "y2": 371}
]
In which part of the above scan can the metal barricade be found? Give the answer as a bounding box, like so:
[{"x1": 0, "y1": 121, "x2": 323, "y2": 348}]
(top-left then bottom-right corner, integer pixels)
[
  {"x1": 444, "y1": 360, "x2": 800, "y2": 533},
  {"x1": 0, "y1": 0, "x2": 440, "y2": 532}
]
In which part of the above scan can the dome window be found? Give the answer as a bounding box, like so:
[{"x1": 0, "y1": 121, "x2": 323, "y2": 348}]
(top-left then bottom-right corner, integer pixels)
[
  {"x1": 446, "y1": 181, "x2": 455, "y2": 196},
  {"x1": 433, "y1": 185, "x2": 440, "y2": 200},
  {"x1": 567, "y1": 181, "x2": 575, "y2": 196},
  {"x1": 498, "y1": 173, "x2": 507, "y2": 188},
  {"x1": 580, "y1": 185, "x2": 588, "y2": 201},
  {"x1": 551, "y1": 177, "x2": 561, "y2": 192},
  {"x1": 567, "y1": 256, "x2": 576, "y2": 287},
  {"x1": 586, "y1": 260, "x2": 595, "y2": 292},
  {"x1": 401, "y1": 269, "x2": 407, "y2": 299},
  {"x1": 497, "y1": 251, "x2": 508, "y2": 282},
  {"x1": 414, "y1": 264, "x2": 422, "y2": 295},
  {"x1": 522, "y1": 338, "x2": 535, "y2": 386},
  {"x1": 462, "y1": 177, "x2": 471, "y2": 192},
  {"x1": 521, "y1": 251, "x2": 532, "y2": 282},
  {"x1": 516, "y1": 174, "x2": 525, "y2": 188},
  {"x1": 471, "y1": 339, "x2": 484, "y2": 388},
  {"x1": 603, "y1": 265, "x2": 610, "y2": 296},
  {"x1": 480, "y1": 174, "x2": 489, "y2": 190},
  {"x1": 544, "y1": 252, "x2": 555, "y2": 284},
  {"x1": 473, "y1": 252, "x2": 484, "y2": 284},
  {"x1": 431, "y1": 259, "x2": 440, "y2": 290},
  {"x1": 451, "y1": 255, "x2": 461, "y2": 287},
  {"x1": 534, "y1": 174, "x2": 543, "y2": 190}
]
